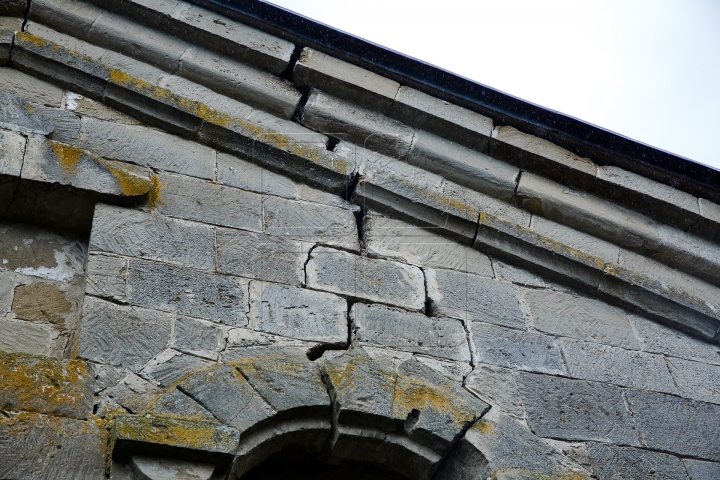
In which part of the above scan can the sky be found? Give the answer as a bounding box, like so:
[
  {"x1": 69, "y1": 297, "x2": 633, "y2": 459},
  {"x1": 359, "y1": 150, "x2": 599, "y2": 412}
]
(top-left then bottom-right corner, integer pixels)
[{"x1": 270, "y1": 0, "x2": 720, "y2": 171}]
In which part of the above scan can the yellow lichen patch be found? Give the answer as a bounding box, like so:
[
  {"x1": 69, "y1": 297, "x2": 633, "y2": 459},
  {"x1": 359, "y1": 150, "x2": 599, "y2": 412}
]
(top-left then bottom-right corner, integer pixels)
[
  {"x1": 0, "y1": 351, "x2": 91, "y2": 419},
  {"x1": 16, "y1": 31, "x2": 48, "y2": 49},
  {"x1": 102, "y1": 161, "x2": 152, "y2": 197},
  {"x1": 393, "y1": 374, "x2": 478, "y2": 426},
  {"x1": 147, "y1": 174, "x2": 165, "y2": 208},
  {"x1": 24, "y1": 103, "x2": 34, "y2": 114},
  {"x1": 324, "y1": 354, "x2": 396, "y2": 395},
  {"x1": 51, "y1": 142, "x2": 83, "y2": 176},
  {"x1": 472, "y1": 419, "x2": 494, "y2": 435},
  {"x1": 489, "y1": 470, "x2": 591, "y2": 480},
  {"x1": 113, "y1": 415, "x2": 239, "y2": 453}
]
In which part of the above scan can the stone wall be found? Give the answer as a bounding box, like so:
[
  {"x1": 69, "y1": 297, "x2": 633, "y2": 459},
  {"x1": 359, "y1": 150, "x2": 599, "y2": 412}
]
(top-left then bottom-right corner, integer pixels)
[{"x1": 1, "y1": 1, "x2": 720, "y2": 479}]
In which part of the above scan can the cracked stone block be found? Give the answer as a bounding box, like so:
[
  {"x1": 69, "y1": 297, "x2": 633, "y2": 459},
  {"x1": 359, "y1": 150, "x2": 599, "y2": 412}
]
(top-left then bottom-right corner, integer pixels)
[
  {"x1": 588, "y1": 443, "x2": 689, "y2": 480},
  {"x1": 141, "y1": 351, "x2": 215, "y2": 388},
  {"x1": 306, "y1": 246, "x2": 425, "y2": 311},
  {"x1": 666, "y1": 357, "x2": 720, "y2": 404},
  {"x1": 171, "y1": 316, "x2": 226, "y2": 360},
  {"x1": 148, "y1": 389, "x2": 216, "y2": 421},
  {"x1": 0, "y1": 129, "x2": 26, "y2": 177},
  {"x1": 248, "y1": 281, "x2": 347, "y2": 344},
  {"x1": 352, "y1": 303, "x2": 470, "y2": 362}
]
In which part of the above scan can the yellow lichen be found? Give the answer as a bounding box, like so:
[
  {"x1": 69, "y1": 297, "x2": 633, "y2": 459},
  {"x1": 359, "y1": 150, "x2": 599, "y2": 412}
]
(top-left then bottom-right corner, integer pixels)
[
  {"x1": 102, "y1": 161, "x2": 152, "y2": 197},
  {"x1": 114, "y1": 415, "x2": 237, "y2": 452},
  {"x1": 472, "y1": 419, "x2": 494, "y2": 435},
  {"x1": 146, "y1": 174, "x2": 165, "y2": 208},
  {"x1": 17, "y1": 31, "x2": 48, "y2": 48},
  {"x1": 24, "y1": 103, "x2": 34, "y2": 114},
  {"x1": 393, "y1": 373, "x2": 477, "y2": 426},
  {"x1": 51, "y1": 142, "x2": 83, "y2": 176}
]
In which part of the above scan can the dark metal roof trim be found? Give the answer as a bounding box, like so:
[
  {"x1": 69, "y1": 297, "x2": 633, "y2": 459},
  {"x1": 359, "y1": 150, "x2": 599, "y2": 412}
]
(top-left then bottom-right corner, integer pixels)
[{"x1": 195, "y1": 0, "x2": 720, "y2": 200}]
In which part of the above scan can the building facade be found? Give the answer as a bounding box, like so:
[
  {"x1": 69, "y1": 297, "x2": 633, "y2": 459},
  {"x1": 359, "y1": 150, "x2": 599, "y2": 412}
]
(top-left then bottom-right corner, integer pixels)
[{"x1": 1, "y1": 0, "x2": 720, "y2": 478}]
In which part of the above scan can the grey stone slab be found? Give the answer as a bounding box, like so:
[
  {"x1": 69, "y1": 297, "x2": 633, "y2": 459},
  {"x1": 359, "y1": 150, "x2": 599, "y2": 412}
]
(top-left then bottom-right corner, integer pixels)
[
  {"x1": 152, "y1": 171, "x2": 262, "y2": 232},
  {"x1": 0, "y1": 413, "x2": 105, "y2": 480},
  {"x1": 588, "y1": 443, "x2": 689, "y2": 480},
  {"x1": 408, "y1": 129, "x2": 519, "y2": 202},
  {"x1": 263, "y1": 195, "x2": 359, "y2": 250},
  {"x1": 492, "y1": 260, "x2": 546, "y2": 288},
  {"x1": 0, "y1": 129, "x2": 25, "y2": 177},
  {"x1": 179, "y1": 46, "x2": 301, "y2": 119},
  {"x1": 171, "y1": 316, "x2": 226, "y2": 360},
  {"x1": 561, "y1": 339, "x2": 677, "y2": 394},
  {"x1": 0, "y1": 89, "x2": 54, "y2": 135},
  {"x1": 472, "y1": 322, "x2": 566, "y2": 375},
  {"x1": 428, "y1": 269, "x2": 525, "y2": 328},
  {"x1": 625, "y1": 389, "x2": 720, "y2": 461},
  {"x1": 0, "y1": 271, "x2": 13, "y2": 314},
  {"x1": 302, "y1": 89, "x2": 413, "y2": 159},
  {"x1": 517, "y1": 372, "x2": 639, "y2": 445},
  {"x1": 78, "y1": 297, "x2": 173, "y2": 371},
  {"x1": 525, "y1": 289, "x2": 638, "y2": 349},
  {"x1": 79, "y1": 117, "x2": 216, "y2": 179},
  {"x1": 306, "y1": 246, "x2": 425, "y2": 311},
  {"x1": 248, "y1": 281, "x2": 347, "y2": 344},
  {"x1": 530, "y1": 213, "x2": 622, "y2": 264},
  {"x1": 179, "y1": 365, "x2": 274, "y2": 433},
  {"x1": 390, "y1": 86, "x2": 493, "y2": 151},
  {"x1": 156, "y1": 74, "x2": 257, "y2": 121},
  {"x1": 217, "y1": 151, "x2": 298, "y2": 197},
  {"x1": 685, "y1": 459, "x2": 720, "y2": 480},
  {"x1": 364, "y1": 211, "x2": 493, "y2": 276},
  {"x1": 294, "y1": 48, "x2": 400, "y2": 114},
  {"x1": 699, "y1": 197, "x2": 720, "y2": 223},
  {"x1": 37, "y1": 106, "x2": 81, "y2": 144},
  {"x1": 141, "y1": 351, "x2": 214, "y2": 388},
  {"x1": 352, "y1": 303, "x2": 471, "y2": 362},
  {"x1": 131, "y1": 456, "x2": 216, "y2": 480},
  {"x1": 29, "y1": 0, "x2": 101, "y2": 38},
  {"x1": 85, "y1": 253, "x2": 127, "y2": 301},
  {"x1": 464, "y1": 364, "x2": 524, "y2": 418},
  {"x1": 148, "y1": 388, "x2": 216, "y2": 421},
  {"x1": 655, "y1": 223, "x2": 720, "y2": 286},
  {"x1": 90, "y1": 204, "x2": 215, "y2": 270},
  {"x1": 667, "y1": 357, "x2": 720, "y2": 404},
  {"x1": 629, "y1": 314, "x2": 720, "y2": 366},
  {"x1": 518, "y1": 172, "x2": 660, "y2": 253},
  {"x1": 216, "y1": 228, "x2": 306, "y2": 286},
  {"x1": 490, "y1": 125, "x2": 597, "y2": 190},
  {"x1": 66, "y1": 92, "x2": 140, "y2": 124},
  {"x1": 0, "y1": 317, "x2": 66, "y2": 358}
]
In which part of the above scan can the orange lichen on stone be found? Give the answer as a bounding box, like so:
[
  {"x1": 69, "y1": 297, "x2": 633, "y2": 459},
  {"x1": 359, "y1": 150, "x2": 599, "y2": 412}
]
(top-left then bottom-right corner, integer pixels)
[
  {"x1": 147, "y1": 174, "x2": 165, "y2": 208},
  {"x1": 16, "y1": 31, "x2": 48, "y2": 48},
  {"x1": 393, "y1": 373, "x2": 479, "y2": 426},
  {"x1": 102, "y1": 161, "x2": 152, "y2": 197},
  {"x1": 51, "y1": 142, "x2": 83, "y2": 176},
  {"x1": 472, "y1": 419, "x2": 494, "y2": 435}
]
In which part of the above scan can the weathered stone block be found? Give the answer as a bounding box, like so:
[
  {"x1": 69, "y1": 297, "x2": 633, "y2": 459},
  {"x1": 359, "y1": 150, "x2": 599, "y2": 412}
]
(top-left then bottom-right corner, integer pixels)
[
  {"x1": 407, "y1": 129, "x2": 519, "y2": 202},
  {"x1": 263, "y1": 195, "x2": 359, "y2": 250},
  {"x1": 428, "y1": 269, "x2": 524, "y2": 328},
  {"x1": 302, "y1": 89, "x2": 413, "y2": 159},
  {"x1": 248, "y1": 281, "x2": 348, "y2": 344},
  {"x1": 294, "y1": 48, "x2": 400, "y2": 114},
  {"x1": 178, "y1": 365, "x2": 274, "y2": 433},
  {"x1": 685, "y1": 459, "x2": 720, "y2": 480},
  {"x1": 306, "y1": 246, "x2": 425, "y2": 311},
  {"x1": 352, "y1": 303, "x2": 470, "y2": 362},
  {"x1": 492, "y1": 259, "x2": 546, "y2": 287},
  {"x1": 216, "y1": 228, "x2": 306, "y2": 285},
  {"x1": 11, "y1": 281, "x2": 77, "y2": 328},
  {"x1": 130, "y1": 456, "x2": 216, "y2": 480},
  {"x1": 38, "y1": 106, "x2": 81, "y2": 144},
  {"x1": 29, "y1": 0, "x2": 101, "y2": 38},
  {"x1": 85, "y1": 253, "x2": 127, "y2": 301},
  {"x1": 364, "y1": 211, "x2": 493, "y2": 276},
  {"x1": 0, "y1": 129, "x2": 25, "y2": 177},
  {"x1": 699, "y1": 197, "x2": 720, "y2": 224},
  {"x1": 472, "y1": 322, "x2": 565, "y2": 375},
  {"x1": 90, "y1": 204, "x2": 215, "y2": 270},
  {"x1": 517, "y1": 372, "x2": 639, "y2": 444},
  {"x1": 666, "y1": 357, "x2": 720, "y2": 404},
  {"x1": 0, "y1": 317, "x2": 67, "y2": 358},
  {"x1": 588, "y1": 443, "x2": 689, "y2": 480},
  {"x1": 525, "y1": 289, "x2": 638, "y2": 349},
  {"x1": 464, "y1": 364, "x2": 524, "y2": 418},
  {"x1": 148, "y1": 388, "x2": 216, "y2": 421},
  {"x1": 625, "y1": 389, "x2": 720, "y2": 461},
  {"x1": 0, "y1": 89, "x2": 54, "y2": 135},
  {"x1": 0, "y1": 67, "x2": 63, "y2": 107},
  {"x1": 172, "y1": 316, "x2": 226, "y2": 360},
  {"x1": 654, "y1": 223, "x2": 720, "y2": 286},
  {"x1": 78, "y1": 297, "x2": 172, "y2": 371},
  {"x1": 629, "y1": 314, "x2": 720, "y2": 365},
  {"x1": 141, "y1": 351, "x2": 214, "y2": 388},
  {"x1": 560, "y1": 339, "x2": 677, "y2": 394},
  {"x1": 0, "y1": 412, "x2": 106, "y2": 480}
]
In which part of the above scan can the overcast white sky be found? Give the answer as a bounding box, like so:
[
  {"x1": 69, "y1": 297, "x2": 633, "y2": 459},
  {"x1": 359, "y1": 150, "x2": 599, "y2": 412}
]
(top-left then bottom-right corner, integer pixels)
[{"x1": 271, "y1": 0, "x2": 720, "y2": 171}]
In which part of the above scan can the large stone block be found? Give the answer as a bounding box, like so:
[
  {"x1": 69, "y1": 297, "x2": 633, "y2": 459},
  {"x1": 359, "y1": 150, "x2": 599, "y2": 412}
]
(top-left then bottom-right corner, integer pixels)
[
  {"x1": 0, "y1": 317, "x2": 67, "y2": 358},
  {"x1": 561, "y1": 339, "x2": 677, "y2": 394},
  {"x1": 216, "y1": 228, "x2": 306, "y2": 285},
  {"x1": 29, "y1": 0, "x2": 101, "y2": 38},
  {"x1": 248, "y1": 281, "x2": 348, "y2": 344},
  {"x1": 588, "y1": 443, "x2": 689, "y2": 480},
  {"x1": 685, "y1": 459, "x2": 720, "y2": 480},
  {"x1": 78, "y1": 297, "x2": 172, "y2": 371},
  {"x1": 428, "y1": 269, "x2": 524, "y2": 328},
  {"x1": 352, "y1": 303, "x2": 471, "y2": 362},
  {"x1": 85, "y1": 253, "x2": 127, "y2": 301},
  {"x1": 464, "y1": 364, "x2": 524, "y2": 418},
  {"x1": 525, "y1": 289, "x2": 639, "y2": 349},
  {"x1": 90, "y1": 204, "x2": 215, "y2": 270},
  {"x1": 171, "y1": 316, "x2": 226, "y2": 360},
  {"x1": 0, "y1": 67, "x2": 63, "y2": 106},
  {"x1": 306, "y1": 246, "x2": 425, "y2": 311},
  {"x1": 472, "y1": 322, "x2": 565, "y2": 375},
  {"x1": 517, "y1": 372, "x2": 639, "y2": 445},
  {"x1": 625, "y1": 389, "x2": 720, "y2": 461},
  {"x1": 654, "y1": 223, "x2": 720, "y2": 286},
  {"x1": 141, "y1": 351, "x2": 214, "y2": 388},
  {"x1": 666, "y1": 357, "x2": 720, "y2": 404}
]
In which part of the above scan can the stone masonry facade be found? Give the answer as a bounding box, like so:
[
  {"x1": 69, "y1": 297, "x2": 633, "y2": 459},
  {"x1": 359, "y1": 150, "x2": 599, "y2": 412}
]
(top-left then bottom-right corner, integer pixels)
[{"x1": 1, "y1": 0, "x2": 720, "y2": 479}]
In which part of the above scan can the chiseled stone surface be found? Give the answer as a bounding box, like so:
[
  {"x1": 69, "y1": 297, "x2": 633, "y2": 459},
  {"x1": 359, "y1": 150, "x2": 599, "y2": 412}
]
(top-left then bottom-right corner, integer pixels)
[
  {"x1": 588, "y1": 443, "x2": 689, "y2": 480},
  {"x1": 666, "y1": 357, "x2": 720, "y2": 404},
  {"x1": 685, "y1": 459, "x2": 720, "y2": 480},
  {"x1": 464, "y1": 364, "x2": 525, "y2": 418},
  {"x1": 0, "y1": 129, "x2": 26, "y2": 177}
]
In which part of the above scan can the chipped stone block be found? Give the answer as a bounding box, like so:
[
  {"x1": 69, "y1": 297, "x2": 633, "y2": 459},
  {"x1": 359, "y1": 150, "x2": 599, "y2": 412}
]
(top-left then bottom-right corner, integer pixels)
[
  {"x1": 306, "y1": 246, "x2": 425, "y2": 311},
  {"x1": 390, "y1": 86, "x2": 493, "y2": 151},
  {"x1": 525, "y1": 289, "x2": 638, "y2": 349},
  {"x1": 625, "y1": 389, "x2": 720, "y2": 461},
  {"x1": 0, "y1": 129, "x2": 26, "y2": 177},
  {"x1": 263, "y1": 195, "x2": 359, "y2": 251},
  {"x1": 588, "y1": 443, "x2": 689, "y2": 480},
  {"x1": 12, "y1": 280, "x2": 79, "y2": 329},
  {"x1": 179, "y1": 365, "x2": 274, "y2": 433},
  {"x1": 294, "y1": 48, "x2": 400, "y2": 114},
  {"x1": 302, "y1": 89, "x2": 413, "y2": 159},
  {"x1": 472, "y1": 322, "x2": 565, "y2": 375},
  {"x1": 141, "y1": 351, "x2": 214, "y2": 388},
  {"x1": 0, "y1": 412, "x2": 105, "y2": 480},
  {"x1": 629, "y1": 314, "x2": 720, "y2": 366},
  {"x1": 78, "y1": 297, "x2": 172, "y2": 371},
  {"x1": 172, "y1": 316, "x2": 226, "y2": 360},
  {"x1": 249, "y1": 281, "x2": 347, "y2": 344},
  {"x1": 490, "y1": 125, "x2": 597, "y2": 189},
  {"x1": 428, "y1": 269, "x2": 524, "y2": 328},
  {"x1": 90, "y1": 204, "x2": 215, "y2": 270},
  {"x1": 464, "y1": 364, "x2": 524, "y2": 418},
  {"x1": 685, "y1": 459, "x2": 720, "y2": 480},
  {"x1": 0, "y1": 317, "x2": 66, "y2": 358},
  {"x1": 408, "y1": 130, "x2": 519, "y2": 202},
  {"x1": 352, "y1": 303, "x2": 470, "y2": 362},
  {"x1": 85, "y1": 253, "x2": 127, "y2": 301},
  {"x1": 0, "y1": 89, "x2": 54, "y2": 135},
  {"x1": 0, "y1": 351, "x2": 92, "y2": 419},
  {"x1": 37, "y1": 106, "x2": 81, "y2": 144},
  {"x1": 560, "y1": 339, "x2": 677, "y2": 394},
  {"x1": 0, "y1": 66, "x2": 63, "y2": 107},
  {"x1": 364, "y1": 211, "x2": 493, "y2": 276},
  {"x1": 517, "y1": 373, "x2": 639, "y2": 445},
  {"x1": 216, "y1": 228, "x2": 306, "y2": 286},
  {"x1": 666, "y1": 357, "x2": 720, "y2": 404},
  {"x1": 492, "y1": 259, "x2": 545, "y2": 288}
]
